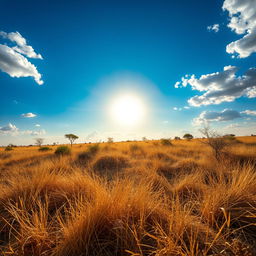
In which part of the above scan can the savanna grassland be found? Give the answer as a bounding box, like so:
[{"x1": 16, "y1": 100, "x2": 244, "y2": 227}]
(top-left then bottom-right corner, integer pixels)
[{"x1": 0, "y1": 137, "x2": 256, "y2": 256}]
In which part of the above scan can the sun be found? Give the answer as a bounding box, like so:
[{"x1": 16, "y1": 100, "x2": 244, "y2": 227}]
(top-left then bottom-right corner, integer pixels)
[{"x1": 110, "y1": 94, "x2": 145, "y2": 126}]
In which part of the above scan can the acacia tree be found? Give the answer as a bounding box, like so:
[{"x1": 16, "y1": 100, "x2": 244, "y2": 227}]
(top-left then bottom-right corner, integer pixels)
[
  {"x1": 107, "y1": 137, "x2": 114, "y2": 143},
  {"x1": 199, "y1": 126, "x2": 227, "y2": 160},
  {"x1": 35, "y1": 138, "x2": 44, "y2": 147},
  {"x1": 65, "y1": 134, "x2": 79, "y2": 147},
  {"x1": 183, "y1": 133, "x2": 193, "y2": 140}
]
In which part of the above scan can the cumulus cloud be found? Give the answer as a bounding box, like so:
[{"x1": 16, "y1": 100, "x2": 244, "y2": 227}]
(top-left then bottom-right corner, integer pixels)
[
  {"x1": 193, "y1": 109, "x2": 241, "y2": 125},
  {"x1": 176, "y1": 66, "x2": 256, "y2": 106},
  {"x1": 207, "y1": 24, "x2": 220, "y2": 32},
  {"x1": 0, "y1": 31, "x2": 43, "y2": 84},
  {"x1": 223, "y1": 0, "x2": 256, "y2": 58},
  {"x1": 241, "y1": 110, "x2": 256, "y2": 116},
  {"x1": 0, "y1": 122, "x2": 46, "y2": 137},
  {"x1": 174, "y1": 81, "x2": 180, "y2": 88},
  {"x1": 0, "y1": 31, "x2": 42, "y2": 59},
  {"x1": 0, "y1": 123, "x2": 19, "y2": 134},
  {"x1": 35, "y1": 124, "x2": 40, "y2": 127},
  {"x1": 21, "y1": 112, "x2": 37, "y2": 118}
]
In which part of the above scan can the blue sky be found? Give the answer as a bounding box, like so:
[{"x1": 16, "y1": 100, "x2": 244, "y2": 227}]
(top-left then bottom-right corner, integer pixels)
[{"x1": 1, "y1": 0, "x2": 256, "y2": 145}]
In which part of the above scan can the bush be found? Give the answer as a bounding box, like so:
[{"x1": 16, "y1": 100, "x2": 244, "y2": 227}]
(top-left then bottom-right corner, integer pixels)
[
  {"x1": 77, "y1": 144, "x2": 100, "y2": 164},
  {"x1": 55, "y1": 146, "x2": 71, "y2": 156},
  {"x1": 38, "y1": 146, "x2": 52, "y2": 152},
  {"x1": 129, "y1": 144, "x2": 140, "y2": 152},
  {"x1": 183, "y1": 134, "x2": 193, "y2": 140},
  {"x1": 93, "y1": 155, "x2": 128, "y2": 173},
  {"x1": 87, "y1": 143, "x2": 100, "y2": 155},
  {"x1": 223, "y1": 135, "x2": 236, "y2": 141},
  {"x1": 160, "y1": 138, "x2": 172, "y2": 146},
  {"x1": 5, "y1": 145, "x2": 13, "y2": 151},
  {"x1": 0, "y1": 152, "x2": 11, "y2": 159}
]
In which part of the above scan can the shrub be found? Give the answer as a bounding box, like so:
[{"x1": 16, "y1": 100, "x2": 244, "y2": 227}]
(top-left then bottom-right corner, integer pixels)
[
  {"x1": 5, "y1": 145, "x2": 13, "y2": 151},
  {"x1": 150, "y1": 152, "x2": 173, "y2": 161},
  {"x1": 223, "y1": 135, "x2": 237, "y2": 142},
  {"x1": 129, "y1": 144, "x2": 140, "y2": 152},
  {"x1": 160, "y1": 138, "x2": 172, "y2": 146},
  {"x1": 93, "y1": 155, "x2": 128, "y2": 173},
  {"x1": 183, "y1": 133, "x2": 193, "y2": 140},
  {"x1": 87, "y1": 143, "x2": 100, "y2": 154},
  {"x1": 55, "y1": 146, "x2": 71, "y2": 156},
  {"x1": 0, "y1": 152, "x2": 11, "y2": 159},
  {"x1": 38, "y1": 146, "x2": 52, "y2": 152}
]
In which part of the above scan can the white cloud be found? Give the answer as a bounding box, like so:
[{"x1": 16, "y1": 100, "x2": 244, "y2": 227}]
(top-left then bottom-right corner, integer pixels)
[
  {"x1": 0, "y1": 123, "x2": 19, "y2": 135},
  {"x1": 174, "y1": 81, "x2": 180, "y2": 88},
  {"x1": 0, "y1": 31, "x2": 43, "y2": 84},
  {"x1": 241, "y1": 110, "x2": 256, "y2": 116},
  {"x1": 0, "y1": 122, "x2": 46, "y2": 137},
  {"x1": 35, "y1": 124, "x2": 40, "y2": 127},
  {"x1": 223, "y1": 0, "x2": 256, "y2": 58},
  {"x1": 193, "y1": 109, "x2": 241, "y2": 126},
  {"x1": 162, "y1": 120, "x2": 169, "y2": 124},
  {"x1": 21, "y1": 112, "x2": 37, "y2": 118},
  {"x1": 225, "y1": 123, "x2": 241, "y2": 129},
  {"x1": 207, "y1": 24, "x2": 220, "y2": 32},
  {"x1": 176, "y1": 66, "x2": 256, "y2": 106},
  {"x1": 0, "y1": 31, "x2": 43, "y2": 59},
  {"x1": 22, "y1": 129, "x2": 46, "y2": 136}
]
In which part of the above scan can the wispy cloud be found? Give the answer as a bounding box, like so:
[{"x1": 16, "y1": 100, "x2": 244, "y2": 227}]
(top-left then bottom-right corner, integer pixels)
[
  {"x1": 207, "y1": 24, "x2": 219, "y2": 32},
  {"x1": 22, "y1": 129, "x2": 46, "y2": 136},
  {"x1": 0, "y1": 31, "x2": 43, "y2": 85},
  {"x1": 241, "y1": 110, "x2": 256, "y2": 116}
]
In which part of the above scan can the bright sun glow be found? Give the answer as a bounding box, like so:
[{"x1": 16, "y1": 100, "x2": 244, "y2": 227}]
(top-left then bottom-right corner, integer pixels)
[{"x1": 110, "y1": 94, "x2": 145, "y2": 126}]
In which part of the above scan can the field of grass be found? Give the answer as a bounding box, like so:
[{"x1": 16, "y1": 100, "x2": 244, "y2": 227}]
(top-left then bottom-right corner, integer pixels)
[{"x1": 0, "y1": 136, "x2": 256, "y2": 255}]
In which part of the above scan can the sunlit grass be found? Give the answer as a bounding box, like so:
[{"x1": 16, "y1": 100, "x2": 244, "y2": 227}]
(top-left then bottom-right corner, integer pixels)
[{"x1": 0, "y1": 136, "x2": 256, "y2": 255}]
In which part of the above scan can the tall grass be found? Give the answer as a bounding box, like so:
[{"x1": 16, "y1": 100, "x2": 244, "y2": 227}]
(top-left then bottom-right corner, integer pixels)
[{"x1": 0, "y1": 137, "x2": 255, "y2": 255}]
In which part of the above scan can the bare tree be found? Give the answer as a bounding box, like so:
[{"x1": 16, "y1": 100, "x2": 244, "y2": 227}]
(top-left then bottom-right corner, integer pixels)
[
  {"x1": 199, "y1": 126, "x2": 227, "y2": 160},
  {"x1": 65, "y1": 134, "x2": 79, "y2": 147},
  {"x1": 35, "y1": 138, "x2": 44, "y2": 147}
]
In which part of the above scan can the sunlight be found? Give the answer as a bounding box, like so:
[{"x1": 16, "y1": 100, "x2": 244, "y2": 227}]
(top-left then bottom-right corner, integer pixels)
[{"x1": 110, "y1": 94, "x2": 145, "y2": 126}]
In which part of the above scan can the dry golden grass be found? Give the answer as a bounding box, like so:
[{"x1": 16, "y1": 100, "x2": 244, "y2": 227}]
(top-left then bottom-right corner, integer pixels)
[{"x1": 0, "y1": 137, "x2": 256, "y2": 255}]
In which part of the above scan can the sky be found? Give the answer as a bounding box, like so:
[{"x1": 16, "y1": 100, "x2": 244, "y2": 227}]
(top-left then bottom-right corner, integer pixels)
[{"x1": 0, "y1": 0, "x2": 256, "y2": 145}]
